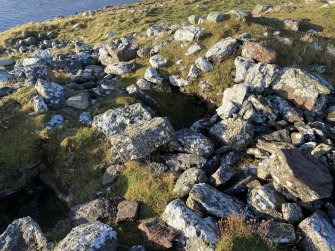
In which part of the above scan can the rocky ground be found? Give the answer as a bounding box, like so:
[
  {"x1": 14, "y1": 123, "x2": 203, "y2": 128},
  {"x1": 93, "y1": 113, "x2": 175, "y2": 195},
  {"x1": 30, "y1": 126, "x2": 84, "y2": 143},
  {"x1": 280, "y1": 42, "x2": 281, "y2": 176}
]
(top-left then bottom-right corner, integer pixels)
[{"x1": 1, "y1": 0, "x2": 335, "y2": 250}]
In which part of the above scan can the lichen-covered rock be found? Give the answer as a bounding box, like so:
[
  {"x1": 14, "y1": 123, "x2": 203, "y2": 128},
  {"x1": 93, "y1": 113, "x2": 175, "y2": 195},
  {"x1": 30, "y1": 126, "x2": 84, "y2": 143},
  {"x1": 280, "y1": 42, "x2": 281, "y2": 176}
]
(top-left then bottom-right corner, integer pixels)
[
  {"x1": 126, "y1": 84, "x2": 159, "y2": 111},
  {"x1": 169, "y1": 75, "x2": 189, "y2": 87},
  {"x1": 109, "y1": 117, "x2": 173, "y2": 162},
  {"x1": 116, "y1": 200, "x2": 139, "y2": 223},
  {"x1": 263, "y1": 221, "x2": 296, "y2": 244},
  {"x1": 31, "y1": 95, "x2": 48, "y2": 113},
  {"x1": 54, "y1": 222, "x2": 118, "y2": 251},
  {"x1": 35, "y1": 78, "x2": 69, "y2": 109},
  {"x1": 66, "y1": 92, "x2": 89, "y2": 110},
  {"x1": 173, "y1": 168, "x2": 208, "y2": 197},
  {"x1": 272, "y1": 67, "x2": 333, "y2": 112},
  {"x1": 185, "y1": 43, "x2": 204, "y2": 56},
  {"x1": 0, "y1": 217, "x2": 49, "y2": 251},
  {"x1": 104, "y1": 36, "x2": 138, "y2": 62},
  {"x1": 205, "y1": 37, "x2": 239, "y2": 62},
  {"x1": 187, "y1": 64, "x2": 200, "y2": 80},
  {"x1": 174, "y1": 25, "x2": 205, "y2": 42},
  {"x1": 188, "y1": 14, "x2": 204, "y2": 25},
  {"x1": 209, "y1": 117, "x2": 254, "y2": 151},
  {"x1": 282, "y1": 203, "x2": 304, "y2": 223},
  {"x1": 195, "y1": 57, "x2": 213, "y2": 72},
  {"x1": 233, "y1": 56, "x2": 255, "y2": 83},
  {"x1": 144, "y1": 67, "x2": 164, "y2": 84},
  {"x1": 298, "y1": 211, "x2": 335, "y2": 251},
  {"x1": 270, "y1": 95, "x2": 304, "y2": 123},
  {"x1": 162, "y1": 199, "x2": 218, "y2": 246},
  {"x1": 186, "y1": 183, "x2": 251, "y2": 218},
  {"x1": 92, "y1": 103, "x2": 152, "y2": 137},
  {"x1": 162, "y1": 153, "x2": 207, "y2": 172},
  {"x1": 242, "y1": 42, "x2": 277, "y2": 63},
  {"x1": 147, "y1": 26, "x2": 165, "y2": 38},
  {"x1": 46, "y1": 114, "x2": 65, "y2": 130},
  {"x1": 211, "y1": 164, "x2": 234, "y2": 187},
  {"x1": 104, "y1": 61, "x2": 135, "y2": 75},
  {"x1": 70, "y1": 198, "x2": 112, "y2": 226},
  {"x1": 149, "y1": 54, "x2": 168, "y2": 68},
  {"x1": 207, "y1": 12, "x2": 227, "y2": 23}
]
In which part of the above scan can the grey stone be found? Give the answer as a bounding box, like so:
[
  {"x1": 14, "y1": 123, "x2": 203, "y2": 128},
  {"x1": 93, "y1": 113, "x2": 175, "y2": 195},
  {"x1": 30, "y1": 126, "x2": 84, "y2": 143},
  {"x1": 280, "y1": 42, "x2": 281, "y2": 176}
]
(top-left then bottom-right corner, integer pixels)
[
  {"x1": 174, "y1": 25, "x2": 205, "y2": 42},
  {"x1": 66, "y1": 92, "x2": 89, "y2": 110},
  {"x1": 116, "y1": 200, "x2": 139, "y2": 223},
  {"x1": 0, "y1": 86, "x2": 15, "y2": 97},
  {"x1": 162, "y1": 153, "x2": 207, "y2": 172},
  {"x1": 263, "y1": 221, "x2": 296, "y2": 244},
  {"x1": 205, "y1": 37, "x2": 239, "y2": 62},
  {"x1": 31, "y1": 95, "x2": 48, "y2": 113},
  {"x1": 169, "y1": 75, "x2": 189, "y2": 87},
  {"x1": 185, "y1": 43, "x2": 204, "y2": 56},
  {"x1": 282, "y1": 203, "x2": 304, "y2": 223},
  {"x1": 173, "y1": 168, "x2": 208, "y2": 197},
  {"x1": 195, "y1": 57, "x2": 213, "y2": 72},
  {"x1": 104, "y1": 61, "x2": 135, "y2": 75},
  {"x1": 233, "y1": 56, "x2": 255, "y2": 83},
  {"x1": 144, "y1": 67, "x2": 163, "y2": 84},
  {"x1": 207, "y1": 12, "x2": 228, "y2": 23},
  {"x1": 35, "y1": 79, "x2": 68, "y2": 109},
  {"x1": 147, "y1": 26, "x2": 165, "y2": 38},
  {"x1": 149, "y1": 54, "x2": 168, "y2": 68},
  {"x1": 46, "y1": 115, "x2": 65, "y2": 130}
]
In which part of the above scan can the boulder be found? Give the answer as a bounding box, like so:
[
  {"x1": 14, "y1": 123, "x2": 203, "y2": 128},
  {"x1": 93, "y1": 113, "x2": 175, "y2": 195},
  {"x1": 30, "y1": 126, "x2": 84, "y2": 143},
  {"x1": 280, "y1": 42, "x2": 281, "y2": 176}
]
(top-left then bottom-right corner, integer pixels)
[
  {"x1": 66, "y1": 92, "x2": 89, "y2": 110},
  {"x1": 174, "y1": 25, "x2": 205, "y2": 42},
  {"x1": 186, "y1": 183, "x2": 250, "y2": 218},
  {"x1": 0, "y1": 217, "x2": 49, "y2": 251},
  {"x1": 101, "y1": 165, "x2": 124, "y2": 185},
  {"x1": 109, "y1": 117, "x2": 173, "y2": 162},
  {"x1": 272, "y1": 68, "x2": 333, "y2": 112},
  {"x1": 298, "y1": 211, "x2": 335, "y2": 251},
  {"x1": 282, "y1": 203, "x2": 304, "y2": 223},
  {"x1": 270, "y1": 95, "x2": 304, "y2": 123},
  {"x1": 138, "y1": 217, "x2": 179, "y2": 249},
  {"x1": 211, "y1": 164, "x2": 234, "y2": 187},
  {"x1": 263, "y1": 221, "x2": 296, "y2": 244},
  {"x1": 162, "y1": 199, "x2": 218, "y2": 245},
  {"x1": 54, "y1": 222, "x2": 118, "y2": 251},
  {"x1": 104, "y1": 61, "x2": 135, "y2": 75},
  {"x1": 195, "y1": 57, "x2": 213, "y2": 72},
  {"x1": 70, "y1": 198, "x2": 112, "y2": 226},
  {"x1": 162, "y1": 153, "x2": 207, "y2": 172},
  {"x1": 31, "y1": 95, "x2": 48, "y2": 113},
  {"x1": 0, "y1": 58, "x2": 14, "y2": 66},
  {"x1": 116, "y1": 200, "x2": 139, "y2": 223},
  {"x1": 35, "y1": 79, "x2": 69, "y2": 109},
  {"x1": 0, "y1": 71, "x2": 14, "y2": 84},
  {"x1": 207, "y1": 12, "x2": 227, "y2": 23},
  {"x1": 187, "y1": 64, "x2": 200, "y2": 80},
  {"x1": 105, "y1": 36, "x2": 138, "y2": 62},
  {"x1": 79, "y1": 112, "x2": 93, "y2": 126},
  {"x1": 92, "y1": 103, "x2": 152, "y2": 137},
  {"x1": 173, "y1": 168, "x2": 208, "y2": 197},
  {"x1": 270, "y1": 147, "x2": 333, "y2": 202},
  {"x1": 242, "y1": 42, "x2": 277, "y2": 63},
  {"x1": 205, "y1": 37, "x2": 239, "y2": 62},
  {"x1": 144, "y1": 67, "x2": 164, "y2": 84},
  {"x1": 233, "y1": 56, "x2": 255, "y2": 83}
]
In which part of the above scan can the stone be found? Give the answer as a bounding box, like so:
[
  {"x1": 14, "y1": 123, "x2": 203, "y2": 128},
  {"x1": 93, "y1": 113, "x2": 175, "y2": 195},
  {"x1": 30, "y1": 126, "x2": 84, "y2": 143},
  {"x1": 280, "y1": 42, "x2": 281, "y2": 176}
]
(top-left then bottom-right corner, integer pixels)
[
  {"x1": 46, "y1": 115, "x2": 65, "y2": 130},
  {"x1": 326, "y1": 203, "x2": 335, "y2": 227},
  {"x1": 92, "y1": 103, "x2": 152, "y2": 137},
  {"x1": 283, "y1": 19, "x2": 300, "y2": 31},
  {"x1": 207, "y1": 12, "x2": 227, "y2": 23},
  {"x1": 186, "y1": 183, "x2": 251, "y2": 218},
  {"x1": 233, "y1": 56, "x2": 255, "y2": 83},
  {"x1": 173, "y1": 168, "x2": 208, "y2": 197},
  {"x1": 263, "y1": 221, "x2": 296, "y2": 244},
  {"x1": 174, "y1": 25, "x2": 205, "y2": 42},
  {"x1": 109, "y1": 117, "x2": 173, "y2": 162},
  {"x1": 79, "y1": 112, "x2": 93, "y2": 125},
  {"x1": 211, "y1": 164, "x2": 234, "y2": 187},
  {"x1": 0, "y1": 71, "x2": 14, "y2": 84},
  {"x1": 188, "y1": 15, "x2": 203, "y2": 25},
  {"x1": 137, "y1": 46, "x2": 152, "y2": 58},
  {"x1": 242, "y1": 42, "x2": 276, "y2": 63},
  {"x1": 0, "y1": 58, "x2": 14, "y2": 66},
  {"x1": 170, "y1": 129, "x2": 214, "y2": 157},
  {"x1": 209, "y1": 117, "x2": 254, "y2": 151},
  {"x1": 252, "y1": 4, "x2": 273, "y2": 17},
  {"x1": 116, "y1": 200, "x2": 139, "y2": 223},
  {"x1": 0, "y1": 86, "x2": 15, "y2": 97},
  {"x1": 247, "y1": 183, "x2": 285, "y2": 219},
  {"x1": 54, "y1": 222, "x2": 118, "y2": 251},
  {"x1": 272, "y1": 67, "x2": 333, "y2": 112},
  {"x1": 149, "y1": 54, "x2": 168, "y2": 68},
  {"x1": 244, "y1": 63, "x2": 279, "y2": 93},
  {"x1": 0, "y1": 217, "x2": 49, "y2": 251},
  {"x1": 66, "y1": 92, "x2": 89, "y2": 110},
  {"x1": 195, "y1": 57, "x2": 213, "y2": 72},
  {"x1": 185, "y1": 43, "x2": 204, "y2": 56},
  {"x1": 199, "y1": 80, "x2": 213, "y2": 92},
  {"x1": 162, "y1": 199, "x2": 218, "y2": 245},
  {"x1": 127, "y1": 84, "x2": 159, "y2": 111},
  {"x1": 31, "y1": 95, "x2": 48, "y2": 113},
  {"x1": 169, "y1": 75, "x2": 189, "y2": 87},
  {"x1": 162, "y1": 153, "x2": 207, "y2": 172},
  {"x1": 35, "y1": 79, "x2": 69, "y2": 109},
  {"x1": 138, "y1": 217, "x2": 179, "y2": 249},
  {"x1": 327, "y1": 105, "x2": 335, "y2": 123},
  {"x1": 205, "y1": 37, "x2": 239, "y2": 62},
  {"x1": 187, "y1": 64, "x2": 200, "y2": 80},
  {"x1": 298, "y1": 211, "x2": 335, "y2": 251},
  {"x1": 282, "y1": 203, "x2": 304, "y2": 223},
  {"x1": 105, "y1": 36, "x2": 138, "y2": 62},
  {"x1": 101, "y1": 165, "x2": 123, "y2": 185},
  {"x1": 270, "y1": 147, "x2": 333, "y2": 202},
  {"x1": 291, "y1": 132, "x2": 305, "y2": 146},
  {"x1": 104, "y1": 61, "x2": 135, "y2": 75},
  {"x1": 257, "y1": 155, "x2": 274, "y2": 180},
  {"x1": 270, "y1": 96, "x2": 304, "y2": 123},
  {"x1": 144, "y1": 67, "x2": 164, "y2": 84},
  {"x1": 70, "y1": 198, "x2": 112, "y2": 226},
  {"x1": 147, "y1": 26, "x2": 165, "y2": 38},
  {"x1": 137, "y1": 78, "x2": 153, "y2": 90}
]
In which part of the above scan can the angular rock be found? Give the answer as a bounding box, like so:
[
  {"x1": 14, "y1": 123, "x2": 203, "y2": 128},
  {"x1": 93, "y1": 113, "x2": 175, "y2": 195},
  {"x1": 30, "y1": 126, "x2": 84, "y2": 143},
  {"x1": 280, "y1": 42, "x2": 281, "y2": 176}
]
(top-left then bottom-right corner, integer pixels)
[
  {"x1": 116, "y1": 200, "x2": 139, "y2": 223},
  {"x1": 66, "y1": 92, "x2": 89, "y2": 110},
  {"x1": 173, "y1": 168, "x2": 208, "y2": 197},
  {"x1": 242, "y1": 42, "x2": 277, "y2": 63},
  {"x1": 207, "y1": 12, "x2": 227, "y2": 23},
  {"x1": 104, "y1": 61, "x2": 135, "y2": 75},
  {"x1": 35, "y1": 79, "x2": 69, "y2": 109},
  {"x1": 149, "y1": 54, "x2": 168, "y2": 68},
  {"x1": 169, "y1": 75, "x2": 189, "y2": 87},
  {"x1": 187, "y1": 64, "x2": 200, "y2": 80},
  {"x1": 46, "y1": 114, "x2": 65, "y2": 130},
  {"x1": 185, "y1": 43, "x2": 204, "y2": 56},
  {"x1": 282, "y1": 203, "x2": 304, "y2": 223},
  {"x1": 54, "y1": 222, "x2": 118, "y2": 251},
  {"x1": 162, "y1": 153, "x2": 207, "y2": 172},
  {"x1": 144, "y1": 67, "x2": 164, "y2": 84},
  {"x1": 270, "y1": 95, "x2": 304, "y2": 123},
  {"x1": 188, "y1": 14, "x2": 203, "y2": 25},
  {"x1": 0, "y1": 58, "x2": 14, "y2": 66},
  {"x1": 211, "y1": 164, "x2": 234, "y2": 187},
  {"x1": 195, "y1": 57, "x2": 213, "y2": 72},
  {"x1": 283, "y1": 19, "x2": 300, "y2": 31},
  {"x1": 205, "y1": 37, "x2": 239, "y2": 62},
  {"x1": 233, "y1": 56, "x2": 255, "y2": 83},
  {"x1": 79, "y1": 112, "x2": 93, "y2": 126},
  {"x1": 0, "y1": 86, "x2": 15, "y2": 97},
  {"x1": 147, "y1": 26, "x2": 165, "y2": 38},
  {"x1": 0, "y1": 71, "x2": 14, "y2": 84},
  {"x1": 174, "y1": 25, "x2": 205, "y2": 42},
  {"x1": 31, "y1": 95, "x2": 48, "y2": 113},
  {"x1": 105, "y1": 36, "x2": 138, "y2": 62},
  {"x1": 109, "y1": 117, "x2": 173, "y2": 162},
  {"x1": 252, "y1": 4, "x2": 273, "y2": 17},
  {"x1": 263, "y1": 221, "x2": 296, "y2": 244}
]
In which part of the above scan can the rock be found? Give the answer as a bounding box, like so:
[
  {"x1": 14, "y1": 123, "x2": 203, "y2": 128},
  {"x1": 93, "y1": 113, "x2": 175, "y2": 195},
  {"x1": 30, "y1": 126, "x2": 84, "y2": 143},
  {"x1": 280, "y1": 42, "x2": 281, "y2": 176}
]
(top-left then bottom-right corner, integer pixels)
[
  {"x1": 272, "y1": 67, "x2": 333, "y2": 112},
  {"x1": 209, "y1": 117, "x2": 254, "y2": 151},
  {"x1": 101, "y1": 165, "x2": 123, "y2": 185},
  {"x1": 187, "y1": 64, "x2": 200, "y2": 80},
  {"x1": 291, "y1": 132, "x2": 305, "y2": 146},
  {"x1": 130, "y1": 245, "x2": 146, "y2": 251},
  {"x1": 144, "y1": 67, "x2": 164, "y2": 84},
  {"x1": 270, "y1": 96, "x2": 304, "y2": 123},
  {"x1": 126, "y1": 84, "x2": 159, "y2": 111},
  {"x1": 211, "y1": 164, "x2": 234, "y2": 187},
  {"x1": 173, "y1": 168, "x2": 208, "y2": 197},
  {"x1": 283, "y1": 19, "x2": 300, "y2": 31},
  {"x1": 0, "y1": 217, "x2": 49, "y2": 251},
  {"x1": 138, "y1": 217, "x2": 179, "y2": 249},
  {"x1": 0, "y1": 58, "x2": 14, "y2": 66},
  {"x1": 137, "y1": 78, "x2": 153, "y2": 90},
  {"x1": 270, "y1": 147, "x2": 333, "y2": 202},
  {"x1": 162, "y1": 199, "x2": 218, "y2": 245},
  {"x1": 282, "y1": 203, "x2": 304, "y2": 223},
  {"x1": 170, "y1": 129, "x2": 214, "y2": 157},
  {"x1": 109, "y1": 117, "x2": 173, "y2": 162},
  {"x1": 233, "y1": 56, "x2": 255, "y2": 83},
  {"x1": 327, "y1": 105, "x2": 335, "y2": 123},
  {"x1": 247, "y1": 183, "x2": 285, "y2": 219},
  {"x1": 66, "y1": 92, "x2": 89, "y2": 110},
  {"x1": 0, "y1": 71, "x2": 14, "y2": 84},
  {"x1": 92, "y1": 103, "x2": 152, "y2": 137},
  {"x1": 105, "y1": 36, "x2": 138, "y2": 62},
  {"x1": 54, "y1": 222, "x2": 118, "y2": 251},
  {"x1": 116, "y1": 200, "x2": 139, "y2": 223},
  {"x1": 148, "y1": 162, "x2": 168, "y2": 175},
  {"x1": 174, "y1": 25, "x2": 205, "y2": 42},
  {"x1": 186, "y1": 43, "x2": 204, "y2": 56},
  {"x1": 195, "y1": 57, "x2": 213, "y2": 72},
  {"x1": 104, "y1": 61, "x2": 135, "y2": 75},
  {"x1": 242, "y1": 42, "x2": 276, "y2": 63},
  {"x1": 79, "y1": 112, "x2": 93, "y2": 125},
  {"x1": 187, "y1": 183, "x2": 250, "y2": 219},
  {"x1": 298, "y1": 211, "x2": 335, "y2": 251},
  {"x1": 162, "y1": 153, "x2": 207, "y2": 172},
  {"x1": 149, "y1": 54, "x2": 168, "y2": 68},
  {"x1": 70, "y1": 198, "x2": 112, "y2": 226},
  {"x1": 244, "y1": 63, "x2": 280, "y2": 93},
  {"x1": 46, "y1": 115, "x2": 65, "y2": 130},
  {"x1": 188, "y1": 15, "x2": 203, "y2": 25},
  {"x1": 199, "y1": 80, "x2": 213, "y2": 92},
  {"x1": 147, "y1": 26, "x2": 165, "y2": 38},
  {"x1": 169, "y1": 75, "x2": 189, "y2": 87},
  {"x1": 326, "y1": 203, "x2": 335, "y2": 227},
  {"x1": 205, "y1": 37, "x2": 239, "y2": 62},
  {"x1": 31, "y1": 95, "x2": 48, "y2": 113},
  {"x1": 252, "y1": 4, "x2": 273, "y2": 17},
  {"x1": 0, "y1": 86, "x2": 15, "y2": 97},
  {"x1": 35, "y1": 79, "x2": 69, "y2": 109},
  {"x1": 103, "y1": 31, "x2": 117, "y2": 38},
  {"x1": 207, "y1": 12, "x2": 227, "y2": 23},
  {"x1": 263, "y1": 221, "x2": 296, "y2": 244}
]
